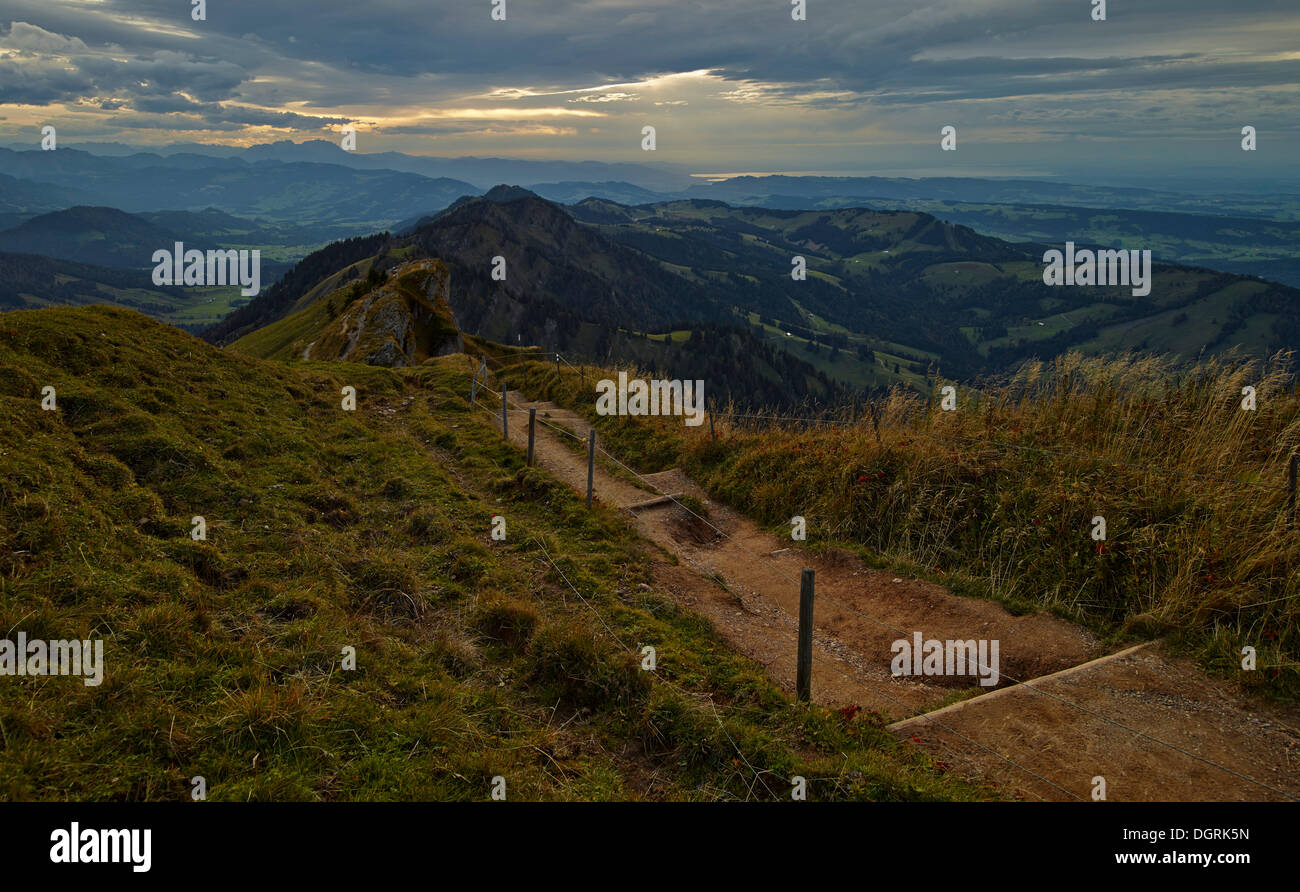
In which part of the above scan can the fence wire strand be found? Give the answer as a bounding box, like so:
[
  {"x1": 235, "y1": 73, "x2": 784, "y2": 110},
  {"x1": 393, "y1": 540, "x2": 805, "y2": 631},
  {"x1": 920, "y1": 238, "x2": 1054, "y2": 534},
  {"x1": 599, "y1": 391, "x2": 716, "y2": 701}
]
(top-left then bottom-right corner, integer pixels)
[{"x1": 466, "y1": 362, "x2": 1299, "y2": 802}]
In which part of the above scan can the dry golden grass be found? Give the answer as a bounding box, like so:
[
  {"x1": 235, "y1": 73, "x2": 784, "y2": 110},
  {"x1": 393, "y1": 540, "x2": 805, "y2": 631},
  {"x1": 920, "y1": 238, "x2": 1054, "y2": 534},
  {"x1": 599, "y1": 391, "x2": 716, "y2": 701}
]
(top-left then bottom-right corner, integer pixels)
[{"x1": 526, "y1": 350, "x2": 1300, "y2": 700}]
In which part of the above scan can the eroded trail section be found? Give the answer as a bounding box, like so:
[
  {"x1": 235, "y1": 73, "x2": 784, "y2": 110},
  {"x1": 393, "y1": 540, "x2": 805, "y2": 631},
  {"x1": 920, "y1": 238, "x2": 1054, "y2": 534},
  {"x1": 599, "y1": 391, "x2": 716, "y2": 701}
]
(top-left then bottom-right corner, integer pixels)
[
  {"x1": 499, "y1": 395, "x2": 1300, "y2": 801},
  {"x1": 501, "y1": 396, "x2": 1095, "y2": 714},
  {"x1": 891, "y1": 645, "x2": 1300, "y2": 801}
]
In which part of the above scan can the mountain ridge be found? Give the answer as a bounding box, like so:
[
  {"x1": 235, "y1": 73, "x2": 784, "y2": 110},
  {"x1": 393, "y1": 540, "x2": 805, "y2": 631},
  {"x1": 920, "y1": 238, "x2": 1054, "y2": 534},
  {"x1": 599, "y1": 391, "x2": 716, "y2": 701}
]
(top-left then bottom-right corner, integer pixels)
[{"x1": 204, "y1": 188, "x2": 1300, "y2": 398}]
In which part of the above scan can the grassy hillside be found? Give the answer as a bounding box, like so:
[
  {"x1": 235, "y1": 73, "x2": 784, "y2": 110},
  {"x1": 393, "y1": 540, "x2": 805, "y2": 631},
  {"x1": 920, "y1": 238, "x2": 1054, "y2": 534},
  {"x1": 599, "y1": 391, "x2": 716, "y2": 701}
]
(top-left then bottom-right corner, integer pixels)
[
  {"x1": 232, "y1": 258, "x2": 461, "y2": 368},
  {"x1": 0, "y1": 251, "x2": 250, "y2": 332},
  {"x1": 206, "y1": 233, "x2": 392, "y2": 346},
  {"x1": 0, "y1": 205, "x2": 337, "y2": 271},
  {"x1": 230, "y1": 237, "x2": 849, "y2": 408},
  {"x1": 401, "y1": 193, "x2": 730, "y2": 340},
  {"x1": 850, "y1": 199, "x2": 1300, "y2": 289},
  {"x1": 0, "y1": 206, "x2": 179, "y2": 269},
  {"x1": 0, "y1": 305, "x2": 972, "y2": 801},
  {"x1": 510, "y1": 350, "x2": 1300, "y2": 702},
  {"x1": 569, "y1": 199, "x2": 1300, "y2": 388}
]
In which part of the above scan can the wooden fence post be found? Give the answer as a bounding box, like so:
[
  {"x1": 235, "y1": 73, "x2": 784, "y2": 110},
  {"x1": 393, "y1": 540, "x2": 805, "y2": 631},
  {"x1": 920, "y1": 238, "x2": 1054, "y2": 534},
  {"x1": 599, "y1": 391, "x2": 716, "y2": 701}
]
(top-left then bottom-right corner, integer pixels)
[
  {"x1": 527, "y1": 408, "x2": 536, "y2": 467},
  {"x1": 501, "y1": 385, "x2": 508, "y2": 439},
  {"x1": 586, "y1": 429, "x2": 596, "y2": 508},
  {"x1": 797, "y1": 569, "x2": 815, "y2": 702}
]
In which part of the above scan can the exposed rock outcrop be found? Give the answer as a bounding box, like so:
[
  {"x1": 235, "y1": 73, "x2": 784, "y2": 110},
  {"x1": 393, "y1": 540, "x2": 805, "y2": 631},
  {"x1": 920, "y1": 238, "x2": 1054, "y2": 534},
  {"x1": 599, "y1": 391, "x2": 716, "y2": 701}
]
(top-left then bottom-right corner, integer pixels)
[{"x1": 305, "y1": 258, "x2": 462, "y2": 367}]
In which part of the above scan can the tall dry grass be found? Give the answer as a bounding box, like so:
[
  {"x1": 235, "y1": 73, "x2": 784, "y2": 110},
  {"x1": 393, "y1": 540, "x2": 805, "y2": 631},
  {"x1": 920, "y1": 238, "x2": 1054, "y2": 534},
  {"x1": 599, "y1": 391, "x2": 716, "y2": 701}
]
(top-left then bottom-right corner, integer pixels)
[{"x1": 526, "y1": 350, "x2": 1300, "y2": 698}]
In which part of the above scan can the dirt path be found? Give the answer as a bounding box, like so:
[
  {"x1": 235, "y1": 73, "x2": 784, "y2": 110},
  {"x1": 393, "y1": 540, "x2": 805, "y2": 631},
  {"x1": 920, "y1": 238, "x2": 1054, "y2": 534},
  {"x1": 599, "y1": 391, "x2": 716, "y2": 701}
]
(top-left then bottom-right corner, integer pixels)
[
  {"x1": 498, "y1": 394, "x2": 1300, "y2": 801},
  {"x1": 891, "y1": 644, "x2": 1300, "y2": 801}
]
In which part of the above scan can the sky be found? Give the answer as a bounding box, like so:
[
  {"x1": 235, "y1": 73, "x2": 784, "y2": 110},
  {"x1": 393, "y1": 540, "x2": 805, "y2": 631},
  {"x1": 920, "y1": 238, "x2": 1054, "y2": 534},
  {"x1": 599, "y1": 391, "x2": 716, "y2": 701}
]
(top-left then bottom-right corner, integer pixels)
[{"x1": 1, "y1": 0, "x2": 1297, "y2": 180}]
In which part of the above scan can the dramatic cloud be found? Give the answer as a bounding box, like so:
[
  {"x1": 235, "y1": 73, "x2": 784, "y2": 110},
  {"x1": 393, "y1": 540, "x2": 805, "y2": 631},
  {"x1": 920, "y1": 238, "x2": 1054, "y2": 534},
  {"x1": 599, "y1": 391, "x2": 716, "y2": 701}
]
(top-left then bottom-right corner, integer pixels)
[{"x1": 0, "y1": 1, "x2": 1296, "y2": 178}]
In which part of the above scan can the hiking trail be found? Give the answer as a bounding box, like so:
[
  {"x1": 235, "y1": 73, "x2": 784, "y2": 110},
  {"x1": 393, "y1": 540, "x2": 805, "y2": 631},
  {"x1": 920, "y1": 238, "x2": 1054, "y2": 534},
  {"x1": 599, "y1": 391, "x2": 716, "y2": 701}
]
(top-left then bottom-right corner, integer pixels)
[{"x1": 494, "y1": 391, "x2": 1300, "y2": 802}]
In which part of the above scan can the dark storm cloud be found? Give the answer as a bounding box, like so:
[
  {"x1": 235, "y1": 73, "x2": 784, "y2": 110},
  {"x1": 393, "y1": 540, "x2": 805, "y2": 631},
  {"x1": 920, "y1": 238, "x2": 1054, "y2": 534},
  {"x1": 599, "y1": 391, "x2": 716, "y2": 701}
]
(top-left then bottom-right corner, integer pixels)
[
  {"x1": 201, "y1": 104, "x2": 349, "y2": 128},
  {"x1": 0, "y1": 22, "x2": 245, "y2": 104},
  {"x1": 0, "y1": 0, "x2": 1296, "y2": 164},
  {"x1": 4, "y1": 0, "x2": 1294, "y2": 98}
]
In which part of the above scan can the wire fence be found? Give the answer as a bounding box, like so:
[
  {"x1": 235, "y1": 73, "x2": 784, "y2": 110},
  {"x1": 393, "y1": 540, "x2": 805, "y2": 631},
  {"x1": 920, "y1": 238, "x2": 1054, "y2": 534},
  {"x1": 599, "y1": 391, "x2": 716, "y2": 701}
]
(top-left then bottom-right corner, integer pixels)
[
  {"x1": 467, "y1": 392, "x2": 1091, "y2": 800},
  {"x1": 476, "y1": 350, "x2": 1299, "y2": 500},
  {"x1": 460, "y1": 354, "x2": 1300, "y2": 802}
]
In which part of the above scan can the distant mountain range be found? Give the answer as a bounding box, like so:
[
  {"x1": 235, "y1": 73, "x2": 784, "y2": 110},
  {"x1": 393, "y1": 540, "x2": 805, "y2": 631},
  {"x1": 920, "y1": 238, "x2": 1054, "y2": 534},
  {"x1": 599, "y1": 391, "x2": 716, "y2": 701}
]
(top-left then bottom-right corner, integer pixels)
[
  {"x1": 0, "y1": 171, "x2": 95, "y2": 230},
  {"x1": 680, "y1": 175, "x2": 1300, "y2": 220},
  {"x1": 3, "y1": 140, "x2": 1298, "y2": 396},
  {"x1": 4, "y1": 143, "x2": 1298, "y2": 287},
  {"x1": 0, "y1": 147, "x2": 479, "y2": 230},
  {"x1": 1, "y1": 139, "x2": 688, "y2": 193},
  {"x1": 0, "y1": 205, "x2": 339, "y2": 274},
  {"x1": 5, "y1": 179, "x2": 1298, "y2": 400}
]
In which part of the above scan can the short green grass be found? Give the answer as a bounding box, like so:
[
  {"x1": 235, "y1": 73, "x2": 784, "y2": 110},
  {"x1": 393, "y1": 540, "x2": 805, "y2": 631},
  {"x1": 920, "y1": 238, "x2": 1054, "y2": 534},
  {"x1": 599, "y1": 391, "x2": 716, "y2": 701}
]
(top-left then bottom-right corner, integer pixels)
[{"x1": 0, "y1": 305, "x2": 979, "y2": 801}]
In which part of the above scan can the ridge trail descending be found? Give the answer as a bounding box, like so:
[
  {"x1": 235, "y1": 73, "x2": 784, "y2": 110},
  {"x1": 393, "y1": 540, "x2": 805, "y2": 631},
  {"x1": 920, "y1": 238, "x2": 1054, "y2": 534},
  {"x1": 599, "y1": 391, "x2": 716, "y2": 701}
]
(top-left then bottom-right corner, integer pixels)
[{"x1": 496, "y1": 391, "x2": 1300, "y2": 802}]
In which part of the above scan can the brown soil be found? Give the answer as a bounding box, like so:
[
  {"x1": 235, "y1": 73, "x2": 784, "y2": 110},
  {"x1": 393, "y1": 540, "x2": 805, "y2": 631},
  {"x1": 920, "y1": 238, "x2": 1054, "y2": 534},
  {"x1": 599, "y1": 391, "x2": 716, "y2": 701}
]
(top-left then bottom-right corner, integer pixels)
[{"x1": 891, "y1": 646, "x2": 1300, "y2": 801}]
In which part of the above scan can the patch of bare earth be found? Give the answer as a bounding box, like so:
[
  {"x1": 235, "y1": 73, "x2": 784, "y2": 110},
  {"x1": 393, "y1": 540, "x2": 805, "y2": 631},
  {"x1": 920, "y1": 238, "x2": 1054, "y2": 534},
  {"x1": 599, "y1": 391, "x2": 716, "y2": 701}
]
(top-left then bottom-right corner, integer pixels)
[
  {"x1": 890, "y1": 646, "x2": 1300, "y2": 801},
  {"x1": 498, "y1": 393, "x2": 1300, "y2": 801}
]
